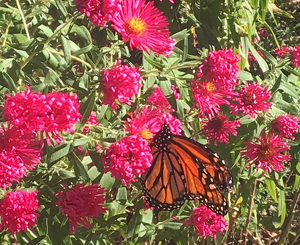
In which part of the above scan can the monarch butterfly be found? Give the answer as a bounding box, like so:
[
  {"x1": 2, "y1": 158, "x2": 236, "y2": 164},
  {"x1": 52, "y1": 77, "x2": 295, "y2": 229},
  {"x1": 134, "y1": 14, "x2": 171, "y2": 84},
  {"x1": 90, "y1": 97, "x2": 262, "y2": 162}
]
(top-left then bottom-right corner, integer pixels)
[{"x1": 141, "y1": 124, "x2": 233, "y2": 215}]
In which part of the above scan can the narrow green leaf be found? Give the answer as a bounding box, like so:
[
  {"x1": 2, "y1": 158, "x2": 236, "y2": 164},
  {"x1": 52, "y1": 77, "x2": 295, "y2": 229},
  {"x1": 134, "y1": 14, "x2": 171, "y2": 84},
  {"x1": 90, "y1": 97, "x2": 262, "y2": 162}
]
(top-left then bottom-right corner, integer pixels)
[
  {"x1": 61, "y1": 35, "x2": 71, "y2": 64},
  {"x1": 71, "y1": 152, "x2": 90, "y2": 182},
  {"x1": 246, "y1": 38, "x2": 268, "y2": 72},
  {"x1": 265, "y1": 178, "x2": 278, "y2": 202},
  {"x1": 77, "y1": 90, "x2": 96, "y2": 132},
  {"x1": 55, "y1": 0, "x2": 68, "y2": 17},
  {"x1": 278, "y1": 189, "x2": 286, "y2": 226},
  {"x1": 48, "y1": 143, "x2": 71, "y2": 166},
  {"x1": 238, "y1": 71, "x2": 254, "y2": 81}
]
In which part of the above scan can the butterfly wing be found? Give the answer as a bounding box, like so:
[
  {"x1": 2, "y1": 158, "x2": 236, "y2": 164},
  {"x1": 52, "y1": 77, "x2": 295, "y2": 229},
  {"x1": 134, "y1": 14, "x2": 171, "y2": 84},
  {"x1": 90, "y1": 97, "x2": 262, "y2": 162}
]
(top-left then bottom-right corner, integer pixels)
[
  {"x1": 172, "y1": 135, "x2": 233, "y2": 192},
  {"x1": 141, "y1": 124, "x2": 231, "y2": 215}
]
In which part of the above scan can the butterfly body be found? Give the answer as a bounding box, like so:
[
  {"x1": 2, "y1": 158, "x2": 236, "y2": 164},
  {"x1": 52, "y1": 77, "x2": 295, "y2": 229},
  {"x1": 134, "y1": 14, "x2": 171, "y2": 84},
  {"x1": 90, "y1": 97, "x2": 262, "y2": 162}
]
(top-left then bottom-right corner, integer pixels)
[{"x1": 141, "y1": 124, "x2": 232, "y2": 215}]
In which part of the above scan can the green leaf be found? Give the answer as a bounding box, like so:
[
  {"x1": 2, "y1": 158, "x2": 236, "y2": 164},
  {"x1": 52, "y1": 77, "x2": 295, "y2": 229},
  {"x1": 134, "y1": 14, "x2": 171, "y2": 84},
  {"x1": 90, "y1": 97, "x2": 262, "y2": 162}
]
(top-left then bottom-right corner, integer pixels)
[
  {"x1": 100, "y1": 172, "x2": 115, "y2": 191},
  {"x1": 116, "y1": 187, "x2": 128, "y2": 204},
  {"x1": 278, "y1": 189, "x2": 286, "y2": 226},
  {"x1": 265, "y1": 178, "x2": 278, "y2": 202},
  {"x1": 55, "y1": 0, "x2": 68, "y2": 17},
  {"x1": 77, "y1": 90, "x2": 96, "y2": 132},
  {"x1": 238, "y1": 70, "x2": 254, "y2": 81},
  {"x1": 246, "y1": 37, "x2": 268, "y2": 72},
  {"x1": 71, "y1": 152, "x2": 90, "y2": 182},
  {"x1": 48, "y1": 143, "x2": 71, "y2": 166}
]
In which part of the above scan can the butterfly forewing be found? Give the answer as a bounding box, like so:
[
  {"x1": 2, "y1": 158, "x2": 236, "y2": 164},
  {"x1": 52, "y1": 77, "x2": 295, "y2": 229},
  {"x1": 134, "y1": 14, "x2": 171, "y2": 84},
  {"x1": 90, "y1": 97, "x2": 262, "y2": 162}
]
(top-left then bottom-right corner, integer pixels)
[{"x1": 141, "y1": 124, "x2": 232, "y2": 215}]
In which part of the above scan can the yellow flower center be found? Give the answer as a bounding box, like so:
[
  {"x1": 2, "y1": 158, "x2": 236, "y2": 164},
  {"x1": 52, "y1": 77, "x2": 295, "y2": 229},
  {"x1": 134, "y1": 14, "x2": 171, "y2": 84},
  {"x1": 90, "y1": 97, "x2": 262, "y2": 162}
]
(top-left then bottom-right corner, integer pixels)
[
  {"x1": 126, "y1": 17, "x2": 147, "y2": 36},
  {"x1": 205, "y1": 82, "x2": 216, "y2": 92},
  {"x1": 140, "y1": 129, "x2": 153, "y2": 140}
]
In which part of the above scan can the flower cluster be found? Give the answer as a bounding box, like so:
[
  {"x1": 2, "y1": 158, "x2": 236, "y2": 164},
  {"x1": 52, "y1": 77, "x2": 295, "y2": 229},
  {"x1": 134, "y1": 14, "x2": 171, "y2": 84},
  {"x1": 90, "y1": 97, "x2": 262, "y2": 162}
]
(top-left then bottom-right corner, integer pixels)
[
  {"x1": 56, "y1": 183, "x2": 107, "y2": 234},
  {"x1": 185, "y1": 205, "x2": 228, "y2": 239},
  {"x1": 0, "y1": 124, "x2": 41, "y2": 188},
  {"x1": 101, "y1": 61, "x2": 143, "y2": 109},
  {"x1": 274, "y1": 46, "x2": 291, "y2": 58},
  {"x1": 74, "y1": 0, "x2": 121, "y2": 27},
  {"x1": 197, "y1": 49, "x2": 240, "y2": 90},
  {"x1": 0, "y1": 190, "x2": 40, "y2": 234},
  {"x1": 242, "y1": 130, "x2": 291, "y2": 174},
  {"x1": 102, "y1": 135, "x2": 153, "y2": 186},
  {"x1": 110, "y1": 0, "x2": 176, "y2": 56},
  {"x1": 292, "y1": 45, "x2": 300, "y2": 67},
  {"x1": 3, "y1": 87, "x2": 81, "y2": 145}
]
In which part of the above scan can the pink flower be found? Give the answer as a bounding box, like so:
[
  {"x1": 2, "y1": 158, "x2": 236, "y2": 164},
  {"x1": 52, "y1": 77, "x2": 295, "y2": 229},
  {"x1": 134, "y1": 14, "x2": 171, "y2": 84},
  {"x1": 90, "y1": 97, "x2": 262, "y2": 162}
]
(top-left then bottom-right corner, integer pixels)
[
  {"x1": 147, "y1": 87, "x2": 173, "y2": 112},
  {"x1": 82, "y1": 112, "x2": 100, "y2": 134},
  {"x1": 258, "y1": 28, "x2": 271, "y2": 39},
  {"x1": 101, "y1": 62, "x2": 143, "y2": 109},
  {"x1": 271, "y1": 114, "x2": 300, "y2": 140},
  {"x1": 185, "y1": 205, "x2": 228, "y2": 239},
  {"x1": 125, "y1": 106, "x2": 182, "y2": 139},
  {"x1": 241, "y1": 130, "x2": 291, "y2": 174},
  {"x1": 292, "y1": 46, "x2": 300, "y2": 67},
  {"x1": 171, "y1": 85, "x2": 180, "y2": 99},
  {"x1": 102, "y1": 135, "x2": 153, "y2": 186},
  {"x1": 0, "y1": 124, "x2": 41, "y2": 188},
  {"x1": 74, "y1": 0, "x2": 121, "y2": 27},
  {"x1": 274, "y1": 46, "x2": 291, "y2": 58},
  {"x1": 56, "y1": 183, "x2": 107, "y2": 234},
  {"x1": 3, "y1": 88, "x2": 81, "y2": 145},
  {"x1": 191, "y1": 80, "x2": 233, "y2": 119},
  {"x1": 198, "y1": 49, "x2": 240, "y2": 90},
  {"x1": 110, "y1": 0, "x2": 176, "y2": 56},
  {"x1": 201, "y1": 115, "x2": 240, "y2": 145},
  {"x1": 230, "y1": 82, "x2": 272, "y2": 118},
  {"x1": 0, "y1": 190, "x2": 40, "y2": 234}
]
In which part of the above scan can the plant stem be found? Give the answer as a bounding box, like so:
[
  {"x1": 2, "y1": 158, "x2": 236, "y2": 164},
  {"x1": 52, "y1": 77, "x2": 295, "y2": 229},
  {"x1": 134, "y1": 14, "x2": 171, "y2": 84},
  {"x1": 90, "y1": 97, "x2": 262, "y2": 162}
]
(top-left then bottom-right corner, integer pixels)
[
  {"x1": 243, "y1": 179, "x2": 257, "y2": 245},
  {"x1": 15, "y1": 0, "x2": 30, "y2": 39},
  {"x1": 277, "y1": 189, "x2": 300, "y2": 245}
]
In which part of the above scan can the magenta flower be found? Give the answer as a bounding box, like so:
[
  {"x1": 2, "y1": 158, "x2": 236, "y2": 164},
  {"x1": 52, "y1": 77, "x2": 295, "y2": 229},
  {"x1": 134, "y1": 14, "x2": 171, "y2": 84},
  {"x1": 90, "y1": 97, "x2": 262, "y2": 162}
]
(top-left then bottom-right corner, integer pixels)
[
  {"x1": 56, "y1": 183, "x2": 107, "y2": 234},
  {"x1": 101, "y1": 62, "x2": 143, "y2": 109},
  {"x1": 0, "y1": 190, "x2": 40, "y2": 234},
  {"x1": 185, "y1": 205, "x2": 228, "y2": 239},
  {"x1": 0, "y1": 124, "x2": 42, "y2": 188},
  {"x1": 82, "y1": 111, "x2": 100, "y2": 134},
  {"x1": 3, "y1": 88, "x2": 81, "y2": 145},
  {"x1": 74, "y1": 0, "x2": 121, "y2": 27},
  {"x1": 125, "y1": 106, "x2": 182, "y2": 139},
  {"x1": 201, "y1": 115, "x2": 240, "y2": 145},
  {"x1": 171, "y1": 85, "x2": 180, "y2": 99},
  {"x1": 241, "y1": 130, "x2": 291, "y2": 174},
  {"x1": 198, "y1": 49, "x2": 240, "y2": 90},
  {"x1": 102, "y1": 135, "x2": 153, "y2": 186},
  {"x1": 258, "y1": 28, "x2": 271, "y2": 39},
  {"x1": 271, "y1": 114, "x2": 300, "y2": 140},
  {"x1": 274, "y1": 46, "x2": 291, "y2": 58},
  {"x1": 230, "y1": 82, "x2": 272, "y2": 118},
  {"x1": 110, "y1": 0, "x2": 176, "y2": 56},
  {"x1": 147, "y1": 87, "x2": 173, "y2": 112},
  {"x1": 292, "y1": 46, "x2": 300, "y2": 67},
  {"x1": 191, "y1": 80, "x2": 233, "y2": 119}
]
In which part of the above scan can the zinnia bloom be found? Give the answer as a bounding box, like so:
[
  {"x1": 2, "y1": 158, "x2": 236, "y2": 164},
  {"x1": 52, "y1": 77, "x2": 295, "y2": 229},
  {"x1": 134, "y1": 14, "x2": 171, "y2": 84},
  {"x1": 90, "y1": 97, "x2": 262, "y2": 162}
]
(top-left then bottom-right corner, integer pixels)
[
  {"x1": 125, "y1": 106, "x2": 182, "y2": 139},
  {"x1": 171, "y1": 85, "x2": 180, "y2": 99},
  {"x1": 102, "y1": 135, "x2": 153, "y2": 186},
  {"x1": 201, "y1": 115, "x2": 240, "y2": 145},
  {"x1": 3, "y1": 88, "x2": 82, "y2": 145},
  {"x1": 292, "y1": 46, "x2": 300, "y2": 67},
  {"x1": 230, "y1": 82, "x2": 272, "y2": 118},
  {"x1": 185, "y1": 205, "x2": 228, "y2": 239},
  {"x1": 191, "y1": 79, "x2": 233, "y2": 119},
  {"x1": 241, "y1": 130, "x2": 291, "y2": 174},
  {"x1": 74, "y1": 0, "x2": 121, "y2": 27},
  {"x1": 56, "y1": 183, "x2": 107, "y2": 234},
  {"x1": 101, "y1": 61, "x2": 143, "y2": 109},
  {"x1": 198, "y1": 49, "x2": 240, "y2": 90},
  {"x1": 248, "y1": 50, "x2": 265, "y2": 63},
  {"x1": 274, "y1": 46, "x2": 291, "y2": 58},
  {"x1": 0, "y1": 190, "x2": 40, "y2": 234},
  {"x1": 271, "y1": 114, "x2": 300, "y2": 140},
  {"x1": 110, "y1": 0, "x2": 176, "y2": 56},
  {"x1": 0, "y1": 124, "x2": 41, "y2": 188}
]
